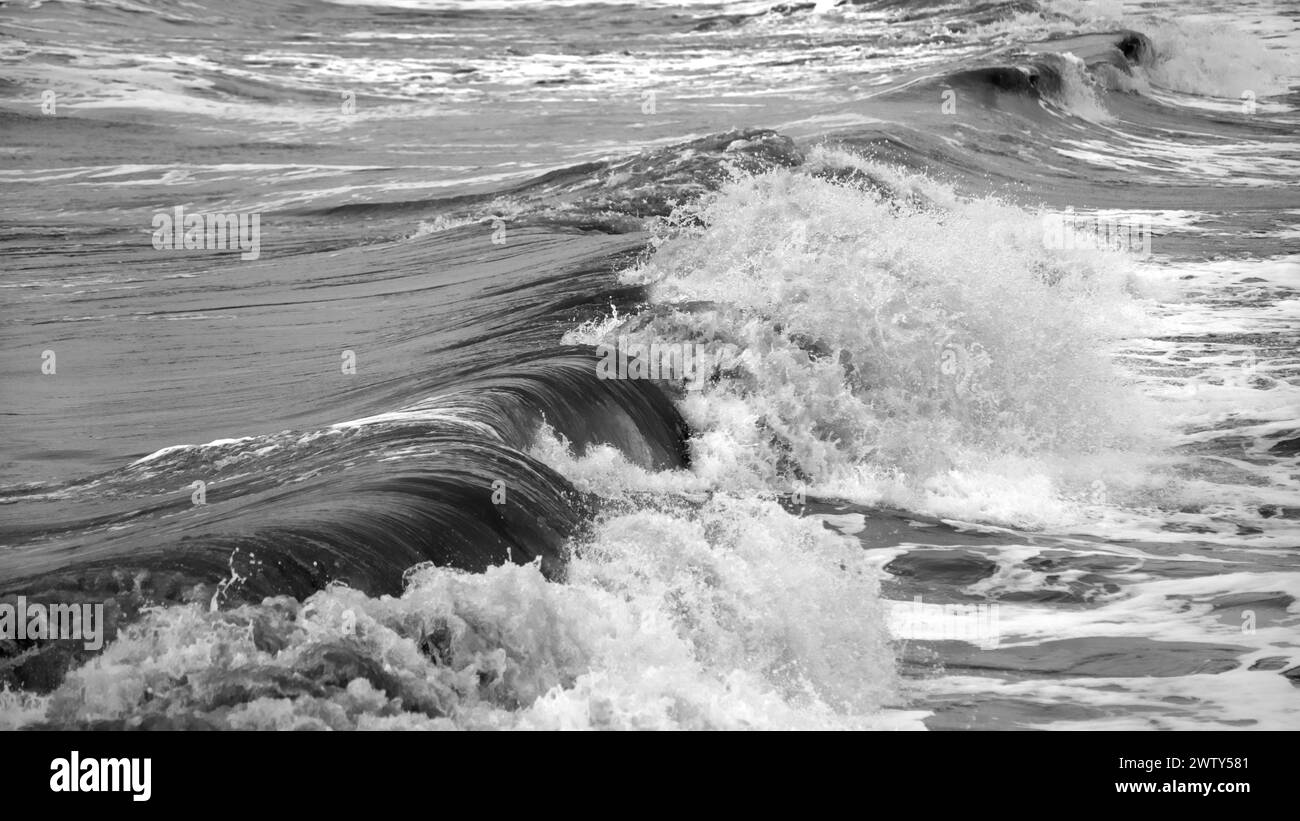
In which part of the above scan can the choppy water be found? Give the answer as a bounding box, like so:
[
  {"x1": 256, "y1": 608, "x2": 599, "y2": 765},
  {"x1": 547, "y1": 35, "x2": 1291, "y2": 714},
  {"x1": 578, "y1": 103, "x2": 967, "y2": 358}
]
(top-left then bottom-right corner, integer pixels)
[{"x1": 1, "y1": 0, "x2": 1297, "y2": 729}]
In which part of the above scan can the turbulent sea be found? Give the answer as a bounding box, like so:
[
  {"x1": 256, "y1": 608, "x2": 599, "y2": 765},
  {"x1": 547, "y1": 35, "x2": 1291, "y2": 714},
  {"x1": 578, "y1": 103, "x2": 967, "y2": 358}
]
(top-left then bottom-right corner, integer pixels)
[{"x1": 1, "y1": 0, "x2": 1298, "y2": 730}]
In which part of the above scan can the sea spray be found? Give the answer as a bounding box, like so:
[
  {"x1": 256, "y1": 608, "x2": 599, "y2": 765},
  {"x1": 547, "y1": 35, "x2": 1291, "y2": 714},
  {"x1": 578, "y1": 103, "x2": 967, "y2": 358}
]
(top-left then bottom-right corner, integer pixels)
[
  {"x1": 9, "y1": 496, "x2": 899, "y2": 730},
  {"x1": 582, "y1": 159, "x2": 1160, "y2": 517}
]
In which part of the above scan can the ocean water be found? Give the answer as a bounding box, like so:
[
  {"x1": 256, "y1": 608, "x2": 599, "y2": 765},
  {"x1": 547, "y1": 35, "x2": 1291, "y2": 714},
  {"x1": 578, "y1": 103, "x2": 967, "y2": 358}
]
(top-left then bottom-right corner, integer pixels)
[{"x1": 0, "y1": 0, "x2": 1297, "y2": 730}]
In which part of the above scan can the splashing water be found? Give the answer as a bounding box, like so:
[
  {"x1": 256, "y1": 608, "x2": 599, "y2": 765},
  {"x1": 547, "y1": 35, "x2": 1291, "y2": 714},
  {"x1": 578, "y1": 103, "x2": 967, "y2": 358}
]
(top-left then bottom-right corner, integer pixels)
[
  {"x1": 2, "y1": 495, "x2": 905, "y2": 730},
  {"x1": 570, "y1": 155, "x2": 1164, "y2": 527}
]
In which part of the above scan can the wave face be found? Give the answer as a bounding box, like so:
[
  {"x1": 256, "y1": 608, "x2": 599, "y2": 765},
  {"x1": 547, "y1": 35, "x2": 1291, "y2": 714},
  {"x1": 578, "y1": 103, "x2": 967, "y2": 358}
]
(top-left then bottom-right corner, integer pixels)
[{"x1": 1, "y1": 0, "x2": 1298, "y2": 729}]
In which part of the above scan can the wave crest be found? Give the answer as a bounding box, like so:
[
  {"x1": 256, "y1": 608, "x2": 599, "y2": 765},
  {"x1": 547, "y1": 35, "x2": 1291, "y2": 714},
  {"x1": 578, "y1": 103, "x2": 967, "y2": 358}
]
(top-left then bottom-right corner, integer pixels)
[{"x1": 575, "y1": 151, "x2": 1157, "y2": 511}]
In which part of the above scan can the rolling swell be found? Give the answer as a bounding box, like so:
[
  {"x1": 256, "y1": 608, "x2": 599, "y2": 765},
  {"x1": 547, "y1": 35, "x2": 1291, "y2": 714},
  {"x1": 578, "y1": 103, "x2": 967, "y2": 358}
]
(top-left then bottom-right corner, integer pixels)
[
  {"x1": 0, "y1": 347, "x2": 691, "y2": 691},
  {"x1": 295, "y1": 129, "x2": 805, "y2": 228},
  {"x1": 0, "y1": 128, "x2": 806, "y2": 694}
]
